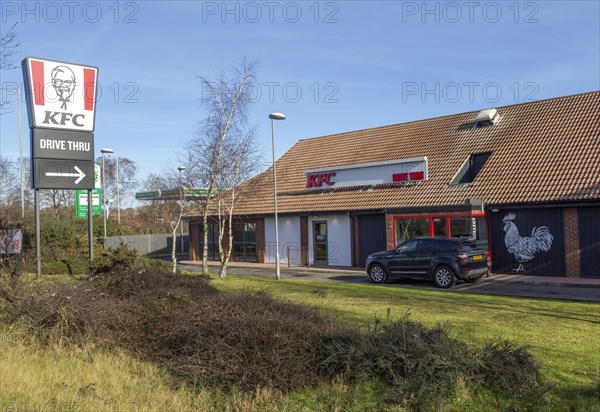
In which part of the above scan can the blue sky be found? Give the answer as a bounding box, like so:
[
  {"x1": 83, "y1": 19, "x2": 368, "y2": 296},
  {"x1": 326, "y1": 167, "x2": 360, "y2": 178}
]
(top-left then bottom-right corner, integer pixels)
[{"x1": 1, "y1": 0, "x2": 599, "y2": 192}]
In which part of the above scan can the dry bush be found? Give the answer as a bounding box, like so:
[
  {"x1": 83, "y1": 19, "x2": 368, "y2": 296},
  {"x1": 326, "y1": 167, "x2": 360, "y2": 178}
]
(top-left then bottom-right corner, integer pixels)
[
  {"x1": 0, "y1": 269, "x2": 335, "y2": 392},
  {"x1": 319, "y1": 316, "x2": 476, "y2": 409},
  {"x1": 0, "y1": 271, "x2": 545, "y2": 408},
  {"x1": 478, "y1": 339, "x2": 543, "y2": 396}
]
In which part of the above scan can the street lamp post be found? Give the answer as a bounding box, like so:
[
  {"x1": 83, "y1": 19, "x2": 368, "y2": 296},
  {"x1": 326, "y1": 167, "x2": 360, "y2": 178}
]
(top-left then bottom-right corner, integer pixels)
[
  {"x1": 178, "y1": 166, "x2": 186, "y2": 254},
  {"x1": 269, "y1": 112, "x2": 286, "y2": 280},
  {"x1": 101, "y1": 148, "x2": 114, "y2": 241}
]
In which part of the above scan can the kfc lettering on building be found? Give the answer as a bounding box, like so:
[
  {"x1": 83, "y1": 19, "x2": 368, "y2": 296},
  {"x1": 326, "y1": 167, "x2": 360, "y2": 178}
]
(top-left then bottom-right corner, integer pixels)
[
  {"x1": 306, "y1": 172, "x2": 336, "y2": 188},
  {"x1": 23, "y1": 57, "x2": 99, "y2": 132},
  {"x1": 305, "y1": 157, "x2": 428, "y2": 189}
]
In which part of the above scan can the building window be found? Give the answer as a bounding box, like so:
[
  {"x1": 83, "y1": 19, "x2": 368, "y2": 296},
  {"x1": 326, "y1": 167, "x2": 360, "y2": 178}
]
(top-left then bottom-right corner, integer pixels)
[
  {"x1": 451, "y1": 152, "x2": 492, "y2": 184},
  {"x1": 449, "y1": 217, "x2": 472, "y2": 238},
  {"x1": 433, "y1": 217, "x2": 447, "y2": 236},
  {"x1": 394, "y1": 214, "x2": 489, "y2": 250},
  {"x1": 198, "y1": 223, "x2": 219, "y2": 261},
  {"x1": 395, "y1": 217, "x2": 430, "y2": 243},
  {"x1": 233, "y1": 222, "x2": 257, "y2": 262}
]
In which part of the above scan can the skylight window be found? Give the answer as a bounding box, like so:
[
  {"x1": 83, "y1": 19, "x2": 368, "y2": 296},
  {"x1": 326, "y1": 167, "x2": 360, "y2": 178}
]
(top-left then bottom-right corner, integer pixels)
[{"x1": 451, "y1": 152, "x2": 492, "y2": 185}]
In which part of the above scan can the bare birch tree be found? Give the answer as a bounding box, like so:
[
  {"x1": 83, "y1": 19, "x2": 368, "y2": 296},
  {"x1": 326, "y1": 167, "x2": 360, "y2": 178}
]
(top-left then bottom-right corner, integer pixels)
[
  {"x1": 215, "y1": 128, "x2": 260, "y2": 278},
  {"x1": 0, "y1": 22, "x2": 19, "y2": 114},
  {"x1": 188, "y1": 59, "x2": 258, "y2": 274}
]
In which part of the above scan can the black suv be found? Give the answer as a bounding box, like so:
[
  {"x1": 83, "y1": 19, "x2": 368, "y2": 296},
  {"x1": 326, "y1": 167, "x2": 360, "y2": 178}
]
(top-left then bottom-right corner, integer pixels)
[{"x1": 365, "y1": 237, "x2": 488, "y2": 288}]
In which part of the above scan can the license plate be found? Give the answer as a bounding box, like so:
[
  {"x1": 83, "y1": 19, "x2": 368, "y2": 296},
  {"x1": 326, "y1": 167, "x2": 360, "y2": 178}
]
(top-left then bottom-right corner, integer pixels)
[{"x1": 472, "y1": 255, "x2": 483, "y2": 261}]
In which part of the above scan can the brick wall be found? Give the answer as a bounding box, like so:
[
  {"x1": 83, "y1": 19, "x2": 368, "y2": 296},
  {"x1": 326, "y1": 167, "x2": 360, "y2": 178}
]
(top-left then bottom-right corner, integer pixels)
[
  {"x1": 255, "y1": 218, "x2": 265, "y2": 263},
  {"x1": 386, "y1": 213, "x2": 395, "y2": 250},
  {"x1": 563, "y1": 208, "x2": 580, "y2": 277},
  {"x1": 300, "y1": 216, "x2": 308, "y2": 265},
  {"x1": 189, "y1": 223, "x2": 198, "y2": 260}
]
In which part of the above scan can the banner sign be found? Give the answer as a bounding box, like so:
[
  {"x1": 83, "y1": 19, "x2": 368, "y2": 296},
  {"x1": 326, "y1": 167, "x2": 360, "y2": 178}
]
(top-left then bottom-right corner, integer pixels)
[
  {"x1": 75, "y1": 164, "x2": 102, "y2": 218},
  {"x1": 75, "y1": 189, "x2": 102, "y2": 218},
  {"x1": 0, "y1": 229, "x2": 23, "y2": 254}
]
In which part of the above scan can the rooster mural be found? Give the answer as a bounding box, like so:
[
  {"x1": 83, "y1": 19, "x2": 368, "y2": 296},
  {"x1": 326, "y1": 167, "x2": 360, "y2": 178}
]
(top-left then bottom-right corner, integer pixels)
[{"x1": 502, "y1": 213, "x2": 554, "y2": 272}]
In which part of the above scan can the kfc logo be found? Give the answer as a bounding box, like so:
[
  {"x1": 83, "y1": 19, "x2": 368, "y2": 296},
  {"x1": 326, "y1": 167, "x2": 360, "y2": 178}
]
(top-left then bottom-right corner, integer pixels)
[
  {"x1": 23, "y1": 57, "x2": 98, "y2": 132},
  {"x1": 306, "y1": 172, "x2": 336, "y2": 188},
  {"x1": 51, "y1": 65, "x2": 76, "y2": 110}
]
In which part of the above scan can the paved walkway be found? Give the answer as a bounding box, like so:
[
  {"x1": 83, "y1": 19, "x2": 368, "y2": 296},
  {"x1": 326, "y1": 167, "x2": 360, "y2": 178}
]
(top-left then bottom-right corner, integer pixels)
[{"x1": 180, "y1": 260, "x2": 600, "y2": 288}]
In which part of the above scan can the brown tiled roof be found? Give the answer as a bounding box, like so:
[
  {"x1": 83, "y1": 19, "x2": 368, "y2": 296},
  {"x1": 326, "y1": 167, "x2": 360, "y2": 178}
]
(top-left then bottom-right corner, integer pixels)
[{"x1": 191, "y1": 91, "x2": 600, "y2": 217}]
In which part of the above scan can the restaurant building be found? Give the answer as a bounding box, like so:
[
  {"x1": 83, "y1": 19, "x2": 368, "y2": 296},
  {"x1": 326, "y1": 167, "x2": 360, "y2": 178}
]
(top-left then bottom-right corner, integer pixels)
[{"x1": 185, "y1": 91, "x2": 600, "y2": 277}]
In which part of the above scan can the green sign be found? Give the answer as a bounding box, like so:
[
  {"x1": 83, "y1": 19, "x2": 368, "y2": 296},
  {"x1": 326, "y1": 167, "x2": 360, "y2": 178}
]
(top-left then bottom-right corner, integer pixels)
[
  {"x1": 75, "y1": 164, "x2": 102, "y2": 218},
  {"x1": 75, "y1": 189, "x2": 102, "y2": 218}
]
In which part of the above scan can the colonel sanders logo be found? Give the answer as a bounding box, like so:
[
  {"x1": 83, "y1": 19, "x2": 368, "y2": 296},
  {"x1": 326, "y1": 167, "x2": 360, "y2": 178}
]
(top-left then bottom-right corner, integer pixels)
[{"x1": 51, "y1": 65, "x2": 76, "y2": 110}]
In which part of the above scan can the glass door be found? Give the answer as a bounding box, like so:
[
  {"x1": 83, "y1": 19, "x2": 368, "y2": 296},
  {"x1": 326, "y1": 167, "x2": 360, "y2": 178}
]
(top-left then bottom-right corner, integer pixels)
[{"x1": 313, "y1": 221, "x2": 328, "y2": 265}]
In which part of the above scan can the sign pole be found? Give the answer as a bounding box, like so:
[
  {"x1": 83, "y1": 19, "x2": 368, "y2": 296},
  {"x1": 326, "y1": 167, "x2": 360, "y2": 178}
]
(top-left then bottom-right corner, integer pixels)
[
  {"x1": 87, "y1": 188, "x2": 94, "y2": 279},
  {"x1": 34, "y1": 189, "x2": 41, "y2": 279},
  {"x1": 17, "y1": 85, "x2": 24, "y2": 219}
]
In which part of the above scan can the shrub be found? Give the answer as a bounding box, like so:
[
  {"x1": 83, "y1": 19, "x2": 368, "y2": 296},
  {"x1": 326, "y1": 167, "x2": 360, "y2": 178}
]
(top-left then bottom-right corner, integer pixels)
[
  {"x1": 92, "y1": 243, "x2": 149, "y2": 276},
  {"x1": 478, "y1": 339, "x2": 543, "y2": 396},
  {"x1": 39, "y1": 220, "x2": 86, "y2": 275},
  {"x1": 0, "y1": 271, "x2": 545, "y2": 408},
  {"x1": 159, "y1": 291, "x2": 335, "y2": 391},
  {"x1": 319, "y1": 315, "x2": 477, "y2": 409},
  {"x1": 0, "y1": 268, "x2": 336, "y2": 392}
]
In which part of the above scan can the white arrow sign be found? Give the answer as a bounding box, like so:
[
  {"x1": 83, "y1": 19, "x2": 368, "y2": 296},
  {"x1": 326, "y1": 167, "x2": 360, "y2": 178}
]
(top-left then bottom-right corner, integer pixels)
[{"x1": 45, "y1": 165, "x2": 86, "y2": 184}]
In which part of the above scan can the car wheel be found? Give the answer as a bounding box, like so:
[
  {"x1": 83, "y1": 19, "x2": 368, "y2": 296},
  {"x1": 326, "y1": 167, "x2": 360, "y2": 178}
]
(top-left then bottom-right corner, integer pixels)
[
  {"x1": 368, "y1": 264, "x2": 388, "y2": 284},
  {"x1": 434, "y1": 266, "x2": 456, "y2": 289}
]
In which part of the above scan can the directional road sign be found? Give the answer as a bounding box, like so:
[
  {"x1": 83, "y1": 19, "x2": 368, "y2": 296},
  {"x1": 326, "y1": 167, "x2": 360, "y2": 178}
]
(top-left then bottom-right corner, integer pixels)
[
  {"x1": 32, "y1": 128, "x2": 94, "y2": 161},
  {"x1": 33, "y1": 159, "x2": 95, "y2": 190}
]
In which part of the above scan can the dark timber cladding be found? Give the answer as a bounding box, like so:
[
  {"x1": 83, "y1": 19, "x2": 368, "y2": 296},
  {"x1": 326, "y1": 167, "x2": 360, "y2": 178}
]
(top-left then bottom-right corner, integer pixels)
[
  {"x1": 489, "y1": 208, "x2": 566, "y2": 276},
  {"x1": 578, "y1": 206, "x2": 600, "y2": 278},
  {"x1": 358, "y1": 214, "x2": 387, "y2": 267}
]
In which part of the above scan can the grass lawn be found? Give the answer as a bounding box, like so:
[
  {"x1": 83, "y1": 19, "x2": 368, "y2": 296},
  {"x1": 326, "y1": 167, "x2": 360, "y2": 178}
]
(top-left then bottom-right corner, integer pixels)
[
  {"x1": 211, "y1": 275, "x2": 600, "y2": 408},
  {"x1": 1, "y1": 272, "x2": 598, "y2": 411}
]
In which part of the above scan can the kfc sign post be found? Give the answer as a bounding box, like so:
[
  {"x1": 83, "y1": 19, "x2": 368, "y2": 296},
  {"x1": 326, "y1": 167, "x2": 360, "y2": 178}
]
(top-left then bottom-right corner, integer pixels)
[
  {"x1": 23, "y1": 57, "x2": 98, "y2": 190},
  {"x1": 22, "y1": 57, "x2": 99, "y2": 278}
]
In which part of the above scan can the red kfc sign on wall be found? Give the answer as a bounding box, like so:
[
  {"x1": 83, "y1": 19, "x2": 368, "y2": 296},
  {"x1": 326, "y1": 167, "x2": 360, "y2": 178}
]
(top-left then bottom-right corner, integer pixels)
[{"x1": 306, "y1": 172, "x2": 336, "y2": 188}]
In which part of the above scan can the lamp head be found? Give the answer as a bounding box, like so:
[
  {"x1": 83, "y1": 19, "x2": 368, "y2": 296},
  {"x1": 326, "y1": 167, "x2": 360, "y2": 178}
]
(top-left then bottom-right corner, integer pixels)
[{"x1": 269, "y1": 113, "x2": 286, "y2": 120}]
